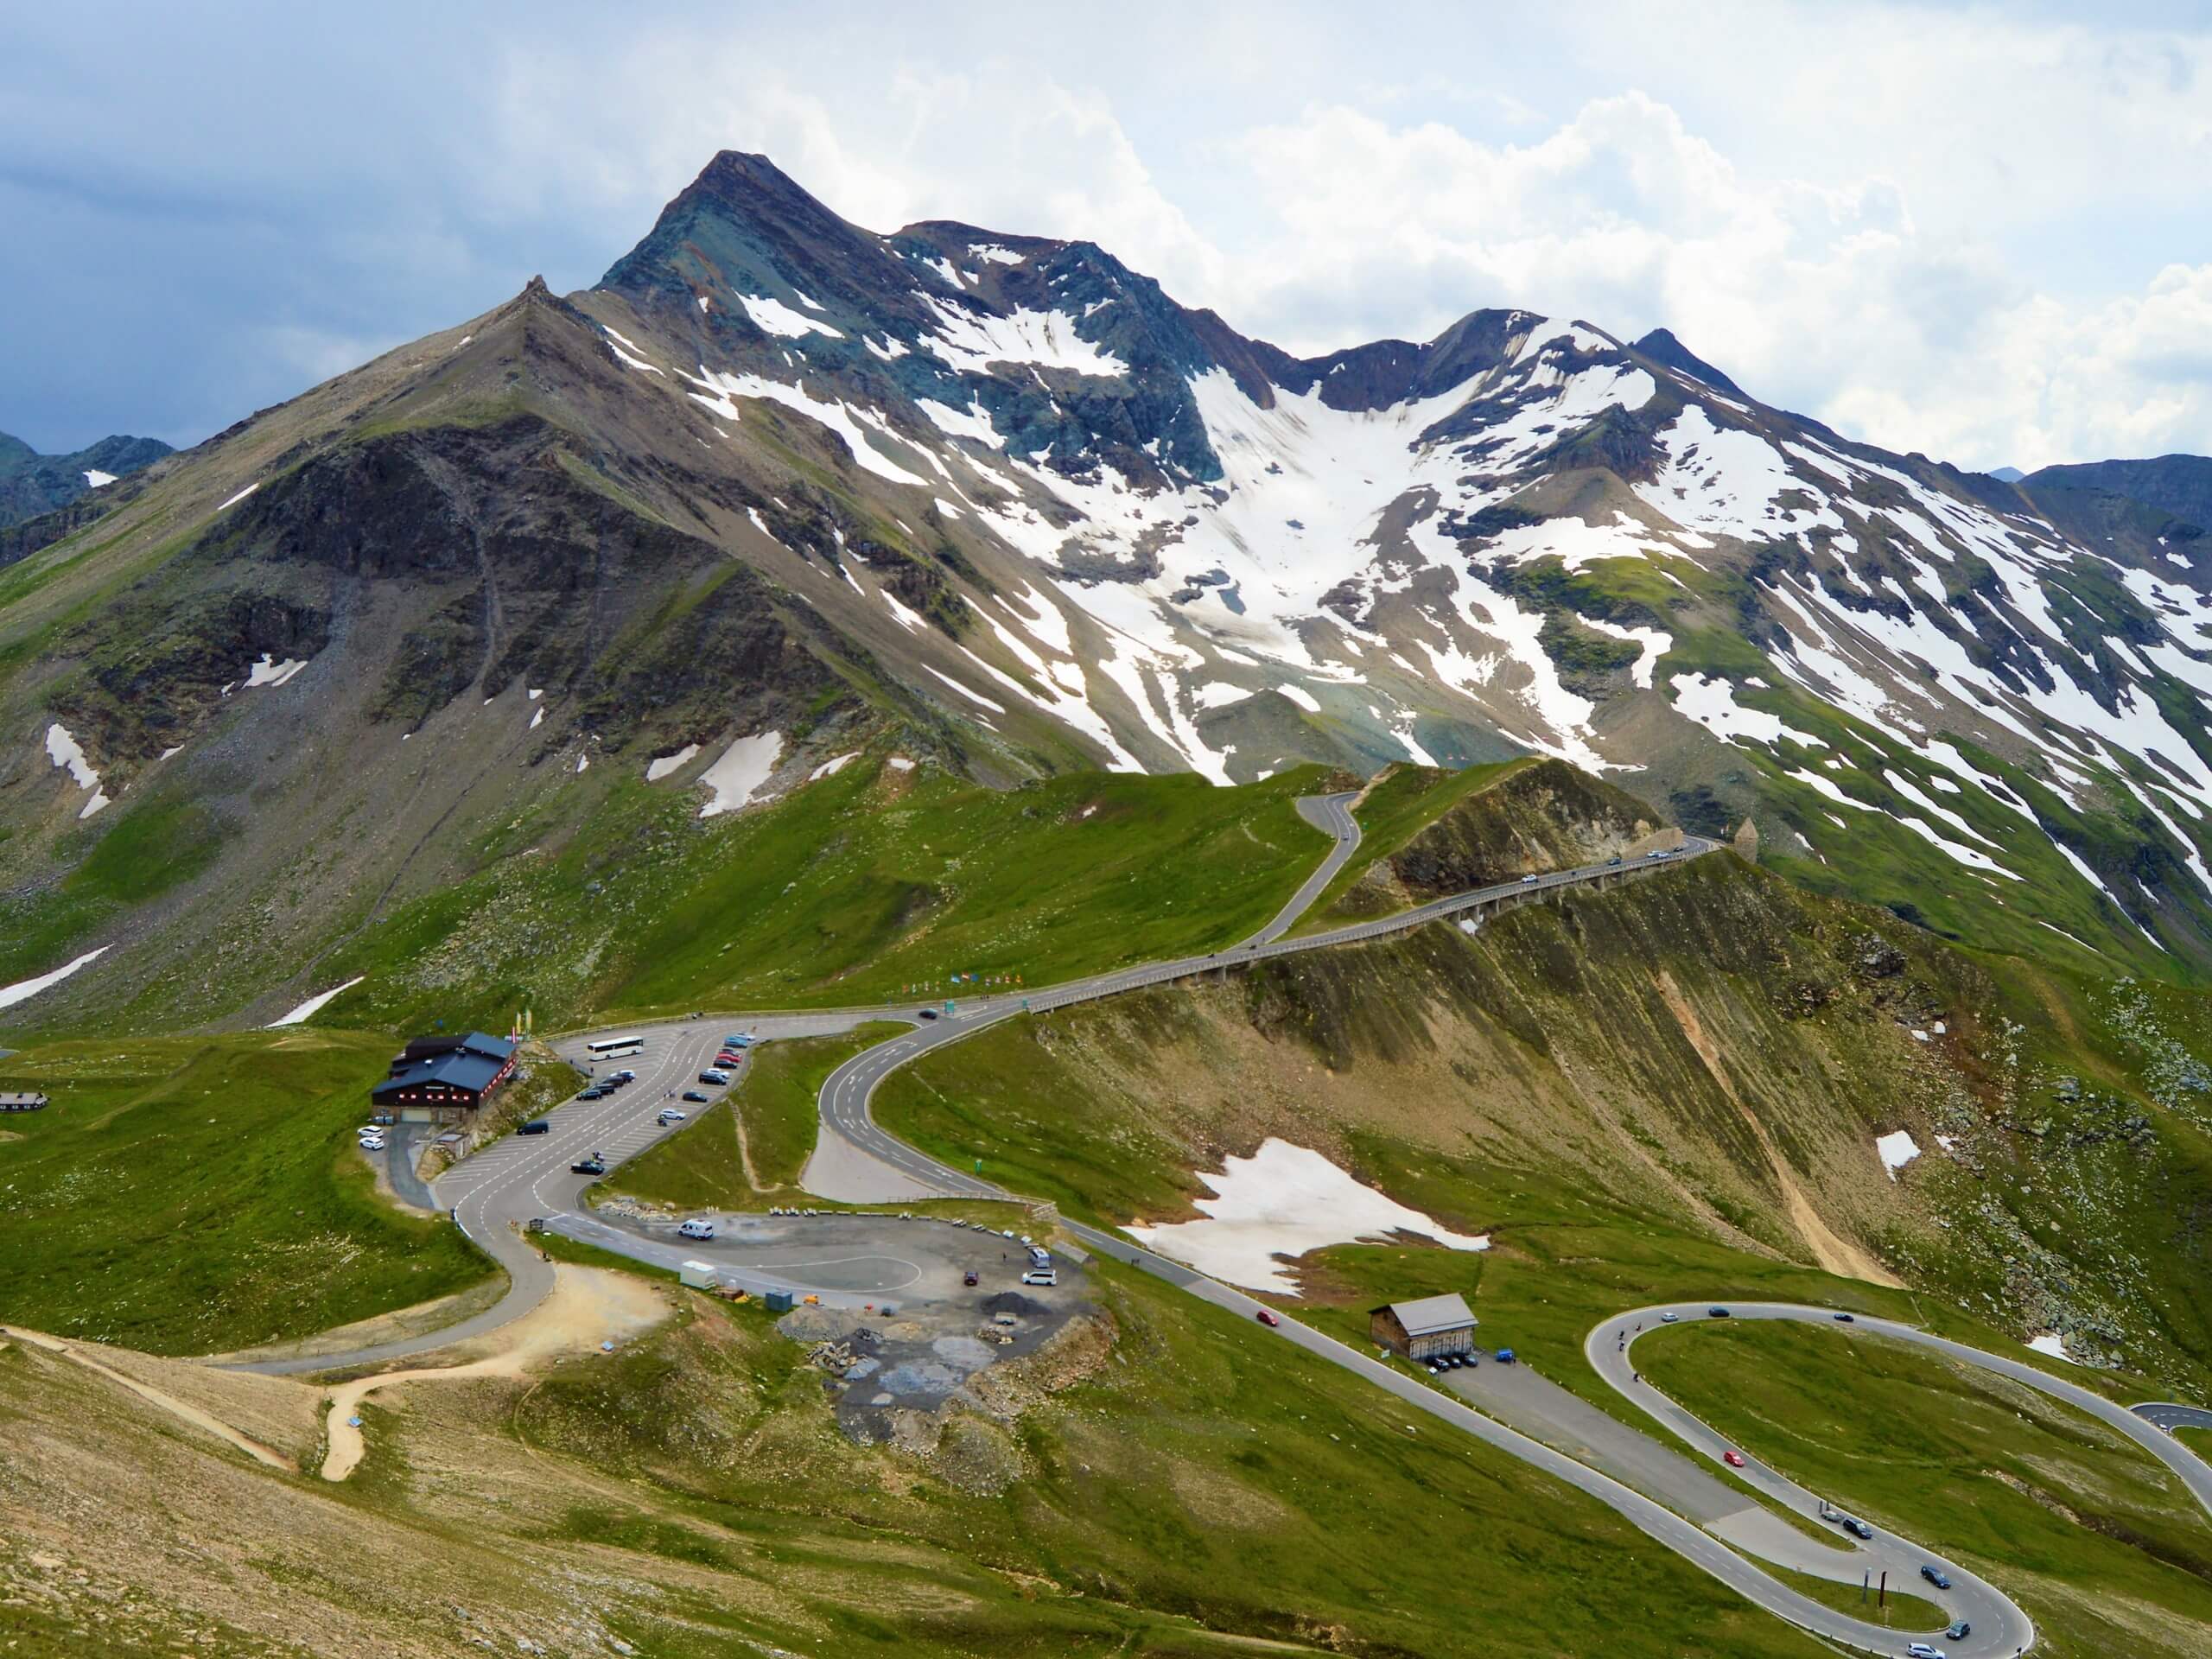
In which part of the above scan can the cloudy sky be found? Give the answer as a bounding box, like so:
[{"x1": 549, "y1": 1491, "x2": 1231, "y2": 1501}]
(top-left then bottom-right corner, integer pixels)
[{"x1": 4, "y1": 1, "x2": 2209, "y2": 471}]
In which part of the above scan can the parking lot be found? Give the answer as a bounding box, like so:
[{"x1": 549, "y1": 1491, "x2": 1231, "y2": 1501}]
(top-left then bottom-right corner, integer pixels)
[{"x1": 559, "y1": 1205, "x2": 1092, "y2": 1436}]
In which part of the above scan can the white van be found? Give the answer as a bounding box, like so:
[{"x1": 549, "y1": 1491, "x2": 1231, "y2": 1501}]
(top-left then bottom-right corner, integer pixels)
[
  {"x1": 677, "y1": 1217, "x2": 716, "y2": 1240},
  {"x1": 1021, "y1": 1268, "x2": 1058, "y2": 1287}
]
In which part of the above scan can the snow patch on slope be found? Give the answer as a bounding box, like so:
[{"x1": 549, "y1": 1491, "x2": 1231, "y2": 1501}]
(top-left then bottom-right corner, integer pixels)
[
  {"x1": 1127, "y1": 1139, "x2": 1491, "y2": 1294},
  {"x1": 684, "y1": 367, "x2": 928, "y2": 488},
  {"x1": 740, "y1": 294, "x2": 845, "y2": 340},
  {"x1": 43, "y1": 723, "x2": 109, "y2": 817},
  {"x1": 698, "y1": 731, "x2": 784, "y2": 817},
  {"x1": 645, "y1": 744, "x2": 700, "y2": 782},
  {"x1": 1876, "y1": 1130, "x2": 1921, "y2": 1179},
  {"x1": 0, "y1": 945, "x2": 110, "y2": 1012},
  {"x1": 243, "y1": 653, "x2": 308, "y2": 688},
  {"x1": 921, "y1": 297, "x2": 1128, "y2": 376},
  {"x1": 266, "y1": 976, "x2": 366, "y2": 1028}
]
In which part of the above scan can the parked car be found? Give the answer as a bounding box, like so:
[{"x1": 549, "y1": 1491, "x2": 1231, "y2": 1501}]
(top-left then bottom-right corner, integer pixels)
[
  {"x1": 579, "y1": 1086, "x2": 607, "y2": 1100},
  {"x1": 358, "y1": 1136, "x2": 385, "y2": 1153},
  {"x1": 1920, "y1": 1564, "x2": 1951, "y2": 1590},
  {"x1": 1707, "y1": 1306, "x2": 1732, "y2": 1318},
  {"x1": 1833, "y1": 1311, "x2": 1856, "y2": 1322},
  {"x1": 1723, "y1": 1449, "x2": 1746, "y2": 1468},
  {"x1": 677, "y1": 1217, "x2": 715, "y2": 1240},
  {"x1": 699, "y1": 1070, "x2": 728, "y2": 1085},
  {"x1": 1495, "y1": 1348, "x2": 1516, "y2": 1363},
  {"x1": 1255, "y1": 1308, "x2": 1281, "y2": 1327},
  {"x1": 681, "y1": 1090, "x2": 709, "y2": 1103},
  {"x1": 723, "y1": 1034, "x2": 753, "y2": 1049},
  {"x1": 963, "y1": 1270, "x2": 979, "y2": 1287},
  {"x1": 571, "y1": 1156, "x2": 607, "y2": 1175},
  {"x1": 1021, "y1": 1268, "x2": 1058, "y2": 1287},
  {"x1": 519, "y1": 1120, "x2": 550, "y2": 1135}
]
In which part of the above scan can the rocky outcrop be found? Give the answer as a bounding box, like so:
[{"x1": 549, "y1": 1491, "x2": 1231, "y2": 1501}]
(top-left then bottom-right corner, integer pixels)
[{"x1": 1386, "y1": 759, "x2": 1661, "y2": 895}]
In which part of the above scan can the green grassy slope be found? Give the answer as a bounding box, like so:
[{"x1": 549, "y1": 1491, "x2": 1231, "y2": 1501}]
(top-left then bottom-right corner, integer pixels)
[
  {"x1": 606, "y1": 1025, "x2": 904, "y2": 1207},
  {"x1": 1639, "y1": 1321, "x2": 2212, "y2": 1657},
  {"x1": 880, "y1": 850, "x2": 2212, "y2": 1396},
  {"x1": 505, "y1": 1262, "x2": 1827, "y2": 1659},
  {"x1": 1650, "y1": 625, "x2": 2209, "y2": 980},
  {"x1": 275, "y1": 757, "x2": 1343, "y2": 1040},
  {"x1": 0, "y1": 1031, "x2": 491, "y2": 1353},
  {"x1": 868, "y1": 855, "x2": 2212, "y2": 1646}
]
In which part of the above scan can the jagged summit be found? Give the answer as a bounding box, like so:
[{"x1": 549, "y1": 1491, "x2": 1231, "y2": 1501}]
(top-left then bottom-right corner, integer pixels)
[
  {"x1": 1630, "y1": 327, "x2": 1744, "y2": 397},
  {"x1": 601, "y1": 149, "x2": 932, "y2": 334}
]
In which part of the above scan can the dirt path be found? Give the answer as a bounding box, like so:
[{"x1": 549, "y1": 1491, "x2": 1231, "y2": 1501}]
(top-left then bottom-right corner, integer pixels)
[
  {"x1": 1653, "y1": 971, "x2": 1904, "y2": 1289},
  {"x1": 2, "y1": 1324, "x2": 294, "y2": 1471},
  {"x1": 729, "y1": 1100, "x2": 775, "y2": 1193},
  {"x1": 319, "y1": 1265, "x2": 669, "y2": 1482}
]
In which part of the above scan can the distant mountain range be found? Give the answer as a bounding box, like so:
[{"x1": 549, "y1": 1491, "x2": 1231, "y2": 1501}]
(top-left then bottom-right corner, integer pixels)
[
  {"x1": 2024, "y1": 454, "x2": 2212, "y2": 536},
  {"x1": 0, "y1": 429, "x2": 172, "y2": 530},
  {"x1": 7, "y1": 149, "x2": 2212, "y2": 1029}
]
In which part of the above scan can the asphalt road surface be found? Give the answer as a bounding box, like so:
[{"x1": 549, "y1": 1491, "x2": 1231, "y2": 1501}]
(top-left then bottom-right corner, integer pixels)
[
  {"x1": 1594, "y1": 1305, "x2": 2037, "y2": 1657},
  {"x1": 2135, "y1": 1401, "x2": 2212, "y2": 1434},
  {"x1": 1247, "y1": 790, "x2": 1362, "y2": 945}
]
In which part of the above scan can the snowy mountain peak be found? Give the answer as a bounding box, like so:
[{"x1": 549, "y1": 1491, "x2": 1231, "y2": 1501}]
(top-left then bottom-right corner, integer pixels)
[{"x1": 258, "y1": 154, "x2": 2212, "y2": 969}]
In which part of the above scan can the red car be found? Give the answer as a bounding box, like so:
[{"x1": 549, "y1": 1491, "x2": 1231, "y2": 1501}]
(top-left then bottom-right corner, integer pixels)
[
  {"x1": 1723, "y1": 1449, "x2": 1747, "y2": 1468},
  {"x1": 1255, "y1": 1308, "x2": 1281, "y2": 1328}
]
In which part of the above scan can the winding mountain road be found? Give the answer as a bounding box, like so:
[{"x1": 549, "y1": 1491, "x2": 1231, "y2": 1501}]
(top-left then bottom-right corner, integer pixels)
[
  {"x1": 804, "y1": 823, "x2": 1717, "y2": 1203},
  {"x1": 237, "y1": 791, "x2": 2212, "y2": 1656}
]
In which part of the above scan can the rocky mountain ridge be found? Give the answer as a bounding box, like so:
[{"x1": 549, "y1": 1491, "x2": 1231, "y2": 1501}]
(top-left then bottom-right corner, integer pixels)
[
  {"x1": 0, "y1": 427, "x2": 171, "y2": 537},
  {"x1": 8, "y1": 150, "x2": 2212, "y2": 1029},
  {"x1": 558, "y1": 154, "x2": 2212, "y2": 972}
]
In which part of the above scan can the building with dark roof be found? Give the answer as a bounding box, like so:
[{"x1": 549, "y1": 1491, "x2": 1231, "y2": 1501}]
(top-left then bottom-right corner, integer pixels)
[
  {"x1": 1370, "y1": 1292, "x2": 1477, "y2": 1360},
  {"x1": 371, "y1": 1032, "x2": 517, "y2": 1122}
]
